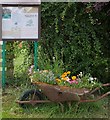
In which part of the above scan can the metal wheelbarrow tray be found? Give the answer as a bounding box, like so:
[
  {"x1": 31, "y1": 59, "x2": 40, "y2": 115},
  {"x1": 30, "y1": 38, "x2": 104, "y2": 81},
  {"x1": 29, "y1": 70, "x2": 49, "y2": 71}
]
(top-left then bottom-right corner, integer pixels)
[{"x1": 17, "y1": 82, "x2": 110, "y2": 109}]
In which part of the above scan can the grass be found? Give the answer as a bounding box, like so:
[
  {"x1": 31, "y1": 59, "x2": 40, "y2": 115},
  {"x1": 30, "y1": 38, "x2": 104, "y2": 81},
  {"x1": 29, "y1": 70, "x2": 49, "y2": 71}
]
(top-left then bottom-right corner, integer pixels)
[{"x1": 2, "y1": 85, "x2": 109, "y2": 118}]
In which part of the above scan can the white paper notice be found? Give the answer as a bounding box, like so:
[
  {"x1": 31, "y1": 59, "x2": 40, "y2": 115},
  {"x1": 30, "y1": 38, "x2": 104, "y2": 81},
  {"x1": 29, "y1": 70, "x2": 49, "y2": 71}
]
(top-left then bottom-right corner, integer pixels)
[
  {"x1": 21, "y1": 13, "x2": 38, "y2": 38},
  {"x1": 2, "y1": 19, "x2": 12, "y2": 31},
  {"x1": 2, "y1": 19, "x2": 12, "y2": 39},
  {"x1": 11, "y1": 8, "x2": 21, "y2": 38},
  {"x1": 2, "y1": 7, "x2": 39, "y2": 39}
]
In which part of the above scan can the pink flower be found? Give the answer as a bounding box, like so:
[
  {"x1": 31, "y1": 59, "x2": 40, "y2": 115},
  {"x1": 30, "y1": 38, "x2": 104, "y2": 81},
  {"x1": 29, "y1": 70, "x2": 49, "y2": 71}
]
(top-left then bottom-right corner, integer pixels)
[{"x1": 67, "y1": 79, "x2": 78, "y2": 84}]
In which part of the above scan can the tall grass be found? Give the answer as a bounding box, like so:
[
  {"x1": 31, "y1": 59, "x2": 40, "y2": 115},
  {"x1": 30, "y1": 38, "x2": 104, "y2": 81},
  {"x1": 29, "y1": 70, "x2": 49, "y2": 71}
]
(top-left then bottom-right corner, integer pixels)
[{"x1": 2, "y1": 86, "x2": 109, "y2": 118}]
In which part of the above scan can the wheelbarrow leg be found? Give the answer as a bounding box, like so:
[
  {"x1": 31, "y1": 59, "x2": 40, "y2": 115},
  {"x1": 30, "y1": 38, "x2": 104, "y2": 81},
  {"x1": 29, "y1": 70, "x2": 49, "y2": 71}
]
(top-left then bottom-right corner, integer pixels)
[
  {"x1": 67, "y1": 102, "x2": 72, "y2": 110},
  {"x1": 59, "y1": 102, "x2": 64, "y2": 113}
]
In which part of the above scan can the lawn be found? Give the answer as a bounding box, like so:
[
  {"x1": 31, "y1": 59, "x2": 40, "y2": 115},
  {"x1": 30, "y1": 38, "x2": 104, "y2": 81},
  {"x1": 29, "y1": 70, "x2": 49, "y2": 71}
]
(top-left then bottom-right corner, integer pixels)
[{"x1": 2, "y1": 86, "x2": 109, "y2": 119}]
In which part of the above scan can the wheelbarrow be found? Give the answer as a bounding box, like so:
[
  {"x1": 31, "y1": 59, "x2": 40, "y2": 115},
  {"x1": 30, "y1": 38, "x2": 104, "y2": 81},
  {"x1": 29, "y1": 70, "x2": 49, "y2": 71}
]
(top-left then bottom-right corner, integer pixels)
[{"x1": 16, "y1": 82, "x2": 110, "y2": 112}]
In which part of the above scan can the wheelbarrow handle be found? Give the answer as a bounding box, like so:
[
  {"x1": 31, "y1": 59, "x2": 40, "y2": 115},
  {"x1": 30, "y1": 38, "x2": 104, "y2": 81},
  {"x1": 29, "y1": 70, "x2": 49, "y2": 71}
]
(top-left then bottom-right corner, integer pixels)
[
  {"x1": 89, "y1": 83, "x2": 110, "y2": 94},
  {"x1": 80, "y1": 91, "x2": 110, "y2": 103}
]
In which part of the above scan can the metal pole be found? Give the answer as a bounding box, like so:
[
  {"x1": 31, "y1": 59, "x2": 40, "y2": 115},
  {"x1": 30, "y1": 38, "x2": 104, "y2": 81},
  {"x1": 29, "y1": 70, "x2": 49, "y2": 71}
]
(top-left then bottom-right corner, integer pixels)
[
  {"x1": 34, "y1": 41, "x2": 38, "y2": 71},
  {"x1": 2, "y1": 41, "x2": 6, "y2": 90}
]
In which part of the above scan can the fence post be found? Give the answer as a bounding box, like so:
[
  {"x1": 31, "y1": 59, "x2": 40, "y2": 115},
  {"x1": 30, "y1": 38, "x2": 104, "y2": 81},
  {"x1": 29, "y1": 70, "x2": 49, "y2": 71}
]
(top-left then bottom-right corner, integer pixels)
[
  {"x1": 34, "y1": 41, "x2": 38, "y2": 71},
  {"x1": 1, "y1": 41, "x2": 6, "y2": 90}
]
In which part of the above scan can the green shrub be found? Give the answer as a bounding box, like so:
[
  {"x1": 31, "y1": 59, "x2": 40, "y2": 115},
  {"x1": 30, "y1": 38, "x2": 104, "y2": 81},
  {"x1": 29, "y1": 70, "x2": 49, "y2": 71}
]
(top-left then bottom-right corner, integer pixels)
[{"x1": 40, "y1": 2, "x2": 110, "y2": 83}]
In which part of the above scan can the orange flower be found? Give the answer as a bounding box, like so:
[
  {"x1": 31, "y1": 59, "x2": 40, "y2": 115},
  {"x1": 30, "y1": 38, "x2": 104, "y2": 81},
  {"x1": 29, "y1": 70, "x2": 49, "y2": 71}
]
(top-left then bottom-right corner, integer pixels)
[{"x1": 61, "y1": 72, "x2": 67, "y2": 78}]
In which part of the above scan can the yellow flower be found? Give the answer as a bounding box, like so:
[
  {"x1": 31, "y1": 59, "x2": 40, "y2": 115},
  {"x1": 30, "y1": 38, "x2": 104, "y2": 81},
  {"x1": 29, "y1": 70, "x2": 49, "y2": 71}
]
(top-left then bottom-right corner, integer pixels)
[
  {"x1": 67, "y1": 71, "x2": 71, "y2": 74},
  {"x1": 72, "y1": 76, "x2": 76, "y2": 80},
  {"x1": 56, "y1": 78, "x2": 61, "y2": 83}
]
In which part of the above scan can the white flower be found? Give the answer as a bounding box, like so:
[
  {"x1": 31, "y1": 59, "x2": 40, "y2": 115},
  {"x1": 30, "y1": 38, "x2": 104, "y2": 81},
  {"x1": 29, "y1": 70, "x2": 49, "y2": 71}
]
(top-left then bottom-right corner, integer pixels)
[
  {"x1": 94, "y1": 77, "x2": 97, "y2": 80},
  {"x1": 79, "y1": 72, "x2": 83, "y2": 77},
  {"x1": 89, "y1": 77, "x2": 94, "y2": 81}
]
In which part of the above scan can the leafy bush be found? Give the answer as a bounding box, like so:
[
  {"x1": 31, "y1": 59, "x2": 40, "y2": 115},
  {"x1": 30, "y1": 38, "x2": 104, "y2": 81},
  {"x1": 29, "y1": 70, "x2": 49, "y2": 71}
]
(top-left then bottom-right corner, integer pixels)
[{"x1": 40, "y1": 2, "x2": 110, "y2": 83}]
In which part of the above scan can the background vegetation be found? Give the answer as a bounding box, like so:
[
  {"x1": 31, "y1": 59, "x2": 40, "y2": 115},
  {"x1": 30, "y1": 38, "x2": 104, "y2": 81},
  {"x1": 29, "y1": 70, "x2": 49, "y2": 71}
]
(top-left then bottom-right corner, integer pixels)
[
  {"x1": 40, "y1": 2, "x2": 110, "y2": 83},
  {"x1": 6, "y1": 2, "x2": 110, "y2": 85}
]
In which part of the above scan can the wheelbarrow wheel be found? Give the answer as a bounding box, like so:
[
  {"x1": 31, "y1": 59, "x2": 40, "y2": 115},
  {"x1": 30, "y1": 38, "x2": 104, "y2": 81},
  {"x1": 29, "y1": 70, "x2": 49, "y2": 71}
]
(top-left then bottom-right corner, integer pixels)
[{"x1": 19, "y1": 89, "x2": 43, "y2": 108}]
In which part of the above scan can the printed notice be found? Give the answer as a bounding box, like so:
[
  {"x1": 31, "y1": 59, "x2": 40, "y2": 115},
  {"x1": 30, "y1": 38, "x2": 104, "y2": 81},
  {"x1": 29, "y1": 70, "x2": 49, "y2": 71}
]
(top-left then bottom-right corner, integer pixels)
[
  {"x1": 2, "y1": 7, "x2": 39, "y2": 39},
  {"x1": 21, "y1": 13, "x2": 38, "y2": 39}
]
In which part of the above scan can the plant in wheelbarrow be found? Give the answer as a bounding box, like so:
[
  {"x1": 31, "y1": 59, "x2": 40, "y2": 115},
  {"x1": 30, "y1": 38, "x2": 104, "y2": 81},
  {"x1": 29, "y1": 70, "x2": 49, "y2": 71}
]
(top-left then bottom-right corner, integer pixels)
[{"x1": 17, "y1": 65, "x2": 110, "y2": 112}]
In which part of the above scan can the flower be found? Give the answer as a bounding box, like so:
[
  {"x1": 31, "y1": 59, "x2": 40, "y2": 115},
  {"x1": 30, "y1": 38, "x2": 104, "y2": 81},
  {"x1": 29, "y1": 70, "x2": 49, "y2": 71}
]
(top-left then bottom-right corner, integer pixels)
[
  {"x1": 62, "y1": 77, "x2": 70, "y2": 81},
  {"x1": 61, "y1": 72, "x2": 67, "y2": 78},
  {"x1": 67, "y1": 79, "x2": 78, "y2": 84},
  {"x1": 79, "y1": 72, "x2": 83, "y2": 77},
  {"x1": 89, "y1": 77, "x2": 94, "y2": 81},
  {"x1": 28, "y1": 67, "x2": 101, "y2": 89},
  {"x1": 67, "y1": 71, "x2": 71, "y2": 74},
  {"x1": 56, "y1": 78, "x2": 61, "y2": 83},
  {"x1": 72, "y1": 76, "x2": 77, "y2": 80},
  {"x1": 61, "y1": 71, "x2": 70, "y2": 78}
]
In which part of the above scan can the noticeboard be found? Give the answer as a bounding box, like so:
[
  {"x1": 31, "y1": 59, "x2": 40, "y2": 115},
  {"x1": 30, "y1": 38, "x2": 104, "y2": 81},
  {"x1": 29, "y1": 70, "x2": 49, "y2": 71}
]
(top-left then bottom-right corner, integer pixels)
[
  {"x1": 2, "y1": 6, "x2": 40, "y2": 40},
  {"x1": 0, "y1": 0, "x2": 41, "y2": 5}
]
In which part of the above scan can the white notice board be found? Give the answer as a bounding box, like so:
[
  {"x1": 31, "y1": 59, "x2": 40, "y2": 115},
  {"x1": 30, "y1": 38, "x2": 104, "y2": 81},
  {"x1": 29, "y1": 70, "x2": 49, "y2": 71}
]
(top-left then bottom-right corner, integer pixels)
[{"x1": 2, "y1": 7, "x2": 39, "y2": 39}]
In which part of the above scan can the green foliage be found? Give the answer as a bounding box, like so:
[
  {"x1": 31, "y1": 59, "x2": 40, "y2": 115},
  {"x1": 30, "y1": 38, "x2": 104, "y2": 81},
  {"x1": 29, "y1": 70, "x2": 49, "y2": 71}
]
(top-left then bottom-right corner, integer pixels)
[
  {"x1": 6, "y1": 3, "x2": 110, "y2": 85},
  {"x1": 13, "y1": 41, "x2": 33, "y2": 85},
  {"x1": 5, "y1": 41, "x2": 33, "y2": 85},
  {"x1": 40, "y1": 3, "x2": 110, "y2": 83},
  {"x1": 30, "y1": 70, "x2": 56, "y2": 85}
]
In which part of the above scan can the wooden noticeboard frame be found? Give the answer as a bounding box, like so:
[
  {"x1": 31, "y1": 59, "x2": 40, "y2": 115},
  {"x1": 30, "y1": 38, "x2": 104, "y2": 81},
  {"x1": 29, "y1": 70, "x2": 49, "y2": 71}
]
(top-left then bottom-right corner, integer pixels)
[
  {"x1": 0, "y1": 1, "x2": 41, "y2": 41},
  {"x1": 0, "y1": 0, "x2": 40, "y2": 5}
]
